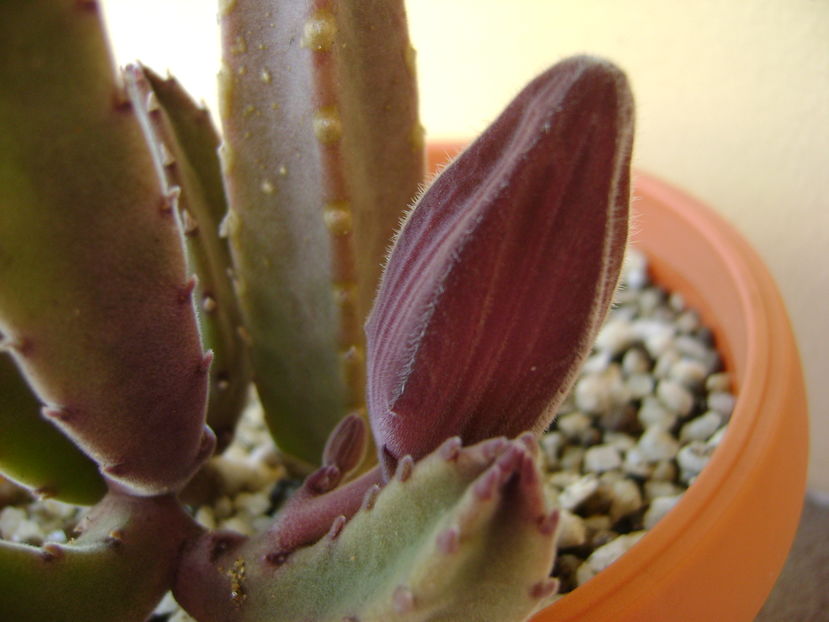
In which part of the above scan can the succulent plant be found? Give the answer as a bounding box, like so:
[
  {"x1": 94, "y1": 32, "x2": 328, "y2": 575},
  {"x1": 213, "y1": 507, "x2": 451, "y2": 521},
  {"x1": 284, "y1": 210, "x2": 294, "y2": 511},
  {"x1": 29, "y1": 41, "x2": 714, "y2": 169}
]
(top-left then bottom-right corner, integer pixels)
[{"x1": 0, "y1": 1, "x2": 633, "y2": 620}]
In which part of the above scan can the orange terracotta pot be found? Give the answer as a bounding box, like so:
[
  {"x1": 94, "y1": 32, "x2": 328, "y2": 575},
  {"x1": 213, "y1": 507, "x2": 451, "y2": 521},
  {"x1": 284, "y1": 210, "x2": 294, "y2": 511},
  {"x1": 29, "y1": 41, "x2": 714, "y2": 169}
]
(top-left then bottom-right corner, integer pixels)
[{"x1": 426, "y1": 143, "x2": 809, "y2": 622}]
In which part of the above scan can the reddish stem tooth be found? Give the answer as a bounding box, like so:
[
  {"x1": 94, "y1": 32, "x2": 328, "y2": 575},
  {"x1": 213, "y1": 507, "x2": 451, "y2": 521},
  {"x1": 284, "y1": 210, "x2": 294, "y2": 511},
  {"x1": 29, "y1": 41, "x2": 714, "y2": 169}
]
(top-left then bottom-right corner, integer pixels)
[
  {"x1": 181, "y1": 208, "x2": 199, "y2": 236},
  {"x1": 42, "y1": 406, "x2": 74, "y2": 424},
  {"x1": 111, "y1": 85, "x2": 132, "y2": 112},
  {"x1": 538, "y1": 510, "x2": 560, "y2": 536},
  {"x1": 160, "y1": 187, "x2": 180, "y2": 215},
  {"x1": 327, "y1": 515, "x2": 347, "y2": 540},
  {"x1": 529, "y1": 578, "x2": 558, "y2": 600},
  {"x1": 264, "y1": 550, "x2": 290, "y2": 566},
  {"x1": 495, "y1": 445, "x2": 523, "y2": 473},
  {"x1": 197, "y1": 350, "x2": 214, "y2": 375},
  {"x1": 208, "y1": 531, "x2": 246, "y2": 563},
  {"x1": 195, "y1": 427, "x2": 217, "y2": 462},
  {"x1": 392, "y1": 585, "x2": 415, "y2": 614},
  {"x1": 517, "y1": 432, "x2": 538, "y2": 457},
  {"x1": 360, "y1": 484, "x2": 381, "y2": 511},
  {"x1": 8, "y1": 336, "x2": 35, "y2": 357},
  {"x1": 106, "y1": 529, "x2": 125, "y2": 547},
  {"x1": 103, "y1": 462, "x2": 129, "y2": 478},
  {"x1": 40, "y1": 543, "x2": 64, "y2": 562},
  {"x1": 480, "y1": 437, "x2": 509, "y2": 460},
  {"x1": 395, "y1": 455, "x2": 414, "y2": 482},
  {"x1": 473, "y1": 467, "x2": 501, "y2": 501},
  {"x1": 159, "y1": 142, "x2": 176, "y2": 167},
  {"x1": 436, "y1": 526, "x2": 460, "y2": 555},
  {"x1": 437, "y1": 436, "x2": 462, "y2": 462},
  {"x1": 34, "y1": 485, "x2": 57, "y2": 499},
  {"x1": 178, "y1": 276, "x2": 198, "y2": 304},
  {"x1": 145, "y1": 89, "x2": 160, "y2": 113}
]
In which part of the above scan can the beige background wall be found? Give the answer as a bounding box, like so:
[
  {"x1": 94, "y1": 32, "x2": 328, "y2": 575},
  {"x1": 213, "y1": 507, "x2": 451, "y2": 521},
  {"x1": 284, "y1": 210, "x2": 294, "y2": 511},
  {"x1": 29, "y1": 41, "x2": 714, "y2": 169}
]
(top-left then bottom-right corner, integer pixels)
[{"x1": 102, "y1": 1, "x2": 829, "y2": 498}]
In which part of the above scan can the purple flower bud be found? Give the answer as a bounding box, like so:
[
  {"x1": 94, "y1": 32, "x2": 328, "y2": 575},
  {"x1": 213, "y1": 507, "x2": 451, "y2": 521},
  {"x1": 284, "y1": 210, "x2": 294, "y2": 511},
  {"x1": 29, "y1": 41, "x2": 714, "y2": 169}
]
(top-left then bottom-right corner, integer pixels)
[{"x1": 366, "y1": 56, "x2": 634, "y2": 462}]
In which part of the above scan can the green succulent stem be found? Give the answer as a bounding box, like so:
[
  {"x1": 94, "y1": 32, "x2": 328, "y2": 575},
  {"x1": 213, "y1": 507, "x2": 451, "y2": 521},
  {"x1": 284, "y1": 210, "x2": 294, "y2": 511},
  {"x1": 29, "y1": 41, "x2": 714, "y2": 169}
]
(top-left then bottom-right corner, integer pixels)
[
  {"x1": 0, "y1": 353, "x2": 105, "y2": 506},
  {"x1": 218, "y1": 0, "x2": 423, "y2": 465},
  {"x1": 124, "y1": 64, "x2": 253, "y2": 451},
  {"x1": 0, "y1": 490, "x2": 199, "y2": 622},
  {"x1": 0, "y1": 0, "x2": 213, "y2": 494},
  {"x1": 174, "y1": 436, "x2": 558, "y2": 622}
]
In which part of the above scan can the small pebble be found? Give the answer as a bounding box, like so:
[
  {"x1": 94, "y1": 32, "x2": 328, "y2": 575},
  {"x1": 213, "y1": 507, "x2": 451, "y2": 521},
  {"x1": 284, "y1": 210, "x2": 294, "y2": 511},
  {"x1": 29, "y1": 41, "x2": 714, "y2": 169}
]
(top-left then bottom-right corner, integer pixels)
[
  {"x1": 644, "y1": 480, "x2": 684, "y2": 502},
  {"x1": 626, "y1": 373, "x2": 654, "y2": 399},
  {"x1": 607, "y1": 478, "x2": 643, "y2": 523},
  {"x1": 603, "y1": 432, "x2": 636, "y2": 453},
  {"x1": 673, "y1": 334, "x2": 713, "y2": 362},
  {"x1": 669, "y1": 358, "x2": 708, "y2": 389},
  {"x1": 644, "y1": 496, "x2": 682, "y2": 529},
  {"x1": 637, "y1": 427, "x2": 681, "y2": 462},
  {"x1": 574, "y1": 374, "x2": 613, "y2": 414},
  {"x1": 195, "y1": 506, "x2": 217, "y2": 530},
  {"x1": 557, "y1": 412, "x2": 593, "y2": 443},
  {"x1": 705, "y1": 372, "x2": 732, "y2": 393},
  {"x1": 679, "y1": 411, "x2": 723, "y2": 443},
  {"x1": 621, "y1": 347, "x2": 652, "y2": 375},
  {"x1": 707, "y1": 391, "x2": 737, "y2": 418},
  {"x1": 577, "y1": 531, "x2": 647, "y2": 585},
  {"x1": 649, "y1": 460, "x2": 678, "y2": 482},
  {"x1": 637, "y1": 288, "x2": 665, "y2": 316},
  {"x1": 595, "y1": 319, "x2": 637, "y2": 357},
  {"x1": 583, "y1": 445, "x2": 622, "y2": 473},
  {"x1": 557, "y1": 510, "x2": 588, "y2": 549},
  {"x1": 675, "y1": 309, "x2": 701, "y2": 334},
  {"x1": 638, "y1": 396, "x2": 678, "y2": 430},
  {"x1": 548, "y1": 471, "x2": 580, "y2": 490},
  {"x1": 677, "y1": 441, "x2": 716, "y2": 481},
  {"x1": 707, "y1": 426, "x2": 728, "y2": 448},
  {"x1": 559, "y1": 475, "x2": 599, "y2": 511},
  {"x1": 622, "y1": 447, "x2": 653, "y2": 480},
  {"x1": 560, "y1": 446, "x2": 586, "y2": 471},
  {"x1": 540, "y1": 432, "x2": 564, "y2": 469},
  {"x1": 656, "y1": 379, "x2": 695, "y2": 416},
  {"x1": 653, "y1": 349, "x2": 682, "y2": 379}
]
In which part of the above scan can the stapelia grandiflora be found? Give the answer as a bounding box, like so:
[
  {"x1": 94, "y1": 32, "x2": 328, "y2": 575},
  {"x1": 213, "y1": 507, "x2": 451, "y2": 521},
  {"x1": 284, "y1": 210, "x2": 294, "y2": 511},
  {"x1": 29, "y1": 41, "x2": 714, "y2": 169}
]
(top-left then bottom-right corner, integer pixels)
[{"x1": 0, "y1": 1, "x2": 633, "y2": 620}]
